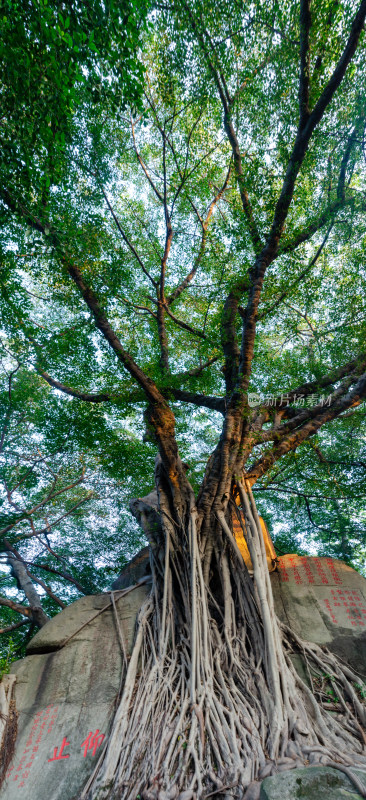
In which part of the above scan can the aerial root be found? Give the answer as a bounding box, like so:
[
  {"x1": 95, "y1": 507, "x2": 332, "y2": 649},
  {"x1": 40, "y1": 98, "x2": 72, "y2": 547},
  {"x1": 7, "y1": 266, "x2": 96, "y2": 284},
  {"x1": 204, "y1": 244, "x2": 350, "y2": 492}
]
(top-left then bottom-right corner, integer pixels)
[
  {"x1": 79, "y1": 580, "x2": 366, "y2": 799},
  {"x1": 78, "y1": 486, "x2": 366, "y2": 800}
]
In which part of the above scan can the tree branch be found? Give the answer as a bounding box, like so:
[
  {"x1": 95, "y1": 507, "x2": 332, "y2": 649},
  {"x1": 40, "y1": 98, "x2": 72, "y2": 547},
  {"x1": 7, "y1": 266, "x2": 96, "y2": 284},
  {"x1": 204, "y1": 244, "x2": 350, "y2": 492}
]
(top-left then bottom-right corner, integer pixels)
[
  {"x1": 131, "y1": 117, "x2": 164, "y2": 203},
  {"x1": 150, "y1": 300, "x2": 206, "y2": 339},
  {"x1": 299, "y1": 0, "x2": 312, "y2": 128},
  {"x1": 30, "y1": 562, "x2": 89, "y2": 595},
  {"x1": 37, "y1": 368, "x2": 112, "y2": 402},
  {"x1": 259, "y1": 224, "x2": 333, "y2": 320},
  {"x1": 167, "y1": 165, "x2": 232, "y2": 306},
  {"x1": 101, "y1": 187, "x2": 158, "y2": 288},
  {"x1": 5, "y1": 543, "x2": 49, "y2": 627},
  {"x1": 0, "y1": 618, "x2": 29, "y2": 634},
  {"x1": 0, "y1": 597, "x2": 33, "y2": 618},
  {"x1": 170, "y1": 389, "x2": 225, "y2": 413},
  {"x1": 247, "y1": 370, "x2": 366, "y2": 483},
  {"x1": 174, "y1": 356, "x2": 220, "y2": 382},
  {"x1": 236, "y1": 1, "x2": 366, "y2": 397},
  {"x1": 13, "y1": 494, "x2": 93, "y2": 542}
]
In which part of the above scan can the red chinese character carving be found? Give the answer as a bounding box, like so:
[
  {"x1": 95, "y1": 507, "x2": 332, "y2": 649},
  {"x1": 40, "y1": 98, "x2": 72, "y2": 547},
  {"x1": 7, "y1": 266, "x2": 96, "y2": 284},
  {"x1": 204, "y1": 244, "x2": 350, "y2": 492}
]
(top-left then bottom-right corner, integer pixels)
[
  {"x1": 81, "y1": 730, "x2": 105, "y2": 758},
  {"x1": 48, "y1": 737, "x2": 70, "y2": 762}
]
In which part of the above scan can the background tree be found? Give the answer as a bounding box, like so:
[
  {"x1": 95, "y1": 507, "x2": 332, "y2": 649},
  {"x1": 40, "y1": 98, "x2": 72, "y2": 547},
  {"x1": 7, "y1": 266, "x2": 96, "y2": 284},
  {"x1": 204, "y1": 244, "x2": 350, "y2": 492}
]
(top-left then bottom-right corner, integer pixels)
[
  {"x1": 0, "y1": 363, "x2": 148, "y2": 657},
  {"x1": 1, "y1": 0, "x2": 366, "y2": 797}
]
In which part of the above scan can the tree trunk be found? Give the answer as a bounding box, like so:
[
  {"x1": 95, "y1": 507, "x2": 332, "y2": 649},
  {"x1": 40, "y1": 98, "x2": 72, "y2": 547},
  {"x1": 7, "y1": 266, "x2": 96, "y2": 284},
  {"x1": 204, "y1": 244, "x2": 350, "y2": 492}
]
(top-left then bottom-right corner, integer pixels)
[{"x1": 6, "y1": 554, "x2": 49, "y2": 629}]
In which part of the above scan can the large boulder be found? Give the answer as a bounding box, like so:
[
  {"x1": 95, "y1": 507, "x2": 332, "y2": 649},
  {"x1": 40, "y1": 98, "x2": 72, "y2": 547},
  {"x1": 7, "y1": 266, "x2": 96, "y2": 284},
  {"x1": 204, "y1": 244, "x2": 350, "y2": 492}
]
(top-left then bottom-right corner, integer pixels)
[
  {"x1": 272, "y1": 554, "x2": 366, "y2": 678},
  {"x1": 0, "y1": 584, "x2": 149, "y2": 800}
]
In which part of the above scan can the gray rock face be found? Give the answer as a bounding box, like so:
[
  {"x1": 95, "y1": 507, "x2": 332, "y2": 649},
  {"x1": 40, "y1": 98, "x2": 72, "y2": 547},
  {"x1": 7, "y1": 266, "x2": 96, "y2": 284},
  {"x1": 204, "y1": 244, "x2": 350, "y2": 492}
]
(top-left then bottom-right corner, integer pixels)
[
  {"x1": 272, "y1": 555, "x2": 366, "y2": 678},
  {"x1": 260, "y1": 766, "x2": 366, "y2": 800},
  {"x1": 0, "y1": 584, "x2": 149, "y2": 800},
  {"x1": 111, "y1": 546, "x2": 150, "y2": 590}
]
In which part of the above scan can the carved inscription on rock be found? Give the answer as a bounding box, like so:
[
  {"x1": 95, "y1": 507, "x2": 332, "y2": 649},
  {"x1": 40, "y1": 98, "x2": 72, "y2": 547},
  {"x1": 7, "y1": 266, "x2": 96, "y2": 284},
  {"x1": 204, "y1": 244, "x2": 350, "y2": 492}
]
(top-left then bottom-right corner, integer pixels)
[{"x1": 277, "y1": 555, "x2": 366, "y2": 633}]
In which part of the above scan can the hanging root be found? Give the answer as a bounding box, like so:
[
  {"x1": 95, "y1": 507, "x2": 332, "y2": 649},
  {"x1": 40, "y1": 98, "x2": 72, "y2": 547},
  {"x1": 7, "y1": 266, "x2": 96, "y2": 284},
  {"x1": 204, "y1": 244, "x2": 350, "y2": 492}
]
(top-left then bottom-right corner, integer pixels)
[{"x1": 79, "y1": 482, "x2": 366, "y2": 800}]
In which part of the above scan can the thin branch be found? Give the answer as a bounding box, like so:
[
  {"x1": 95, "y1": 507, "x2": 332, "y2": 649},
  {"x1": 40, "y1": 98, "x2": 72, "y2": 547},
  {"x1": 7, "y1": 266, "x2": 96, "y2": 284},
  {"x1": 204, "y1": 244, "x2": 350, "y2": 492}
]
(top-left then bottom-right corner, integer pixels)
[
  {"x1": 131, "y1": 117, "x2": 164, "y2": 202},
  {"x1": 37, "y1": 365, "x2": 144, "y2": 406},
  {"x1": 180, "y1": 2, "x2": 262, "y2": 254},
  {"x1": 0, "y1": 618, "x2": 29, "y2": 634},
  {"x1": 117, "y1": 295, "x2": 157, "y2": 319},
  {"x1": 167, "y1": 165, "x2": 232, "y2": 306},
  {"x1": 259, "y1": 224, "x2": 333, "y2": 320},
  {"x1": 29, "y1": 563, "x2": 89, "y2": 594},
  {"x1": 13, "y1": 493, "x2": 93, "y2": 541},
  {"x1": 101, "y1": 187, "x2": 158, "y2": 289},
  {"x1": 175, "y1": 356, "x2": 220, "y2": 382},
  {"x1": 279, "y1": 202, "x2": 337, "y2": 256},
  {"x1": 162, "y1": 303, "x2": 206, "y2": 339}
]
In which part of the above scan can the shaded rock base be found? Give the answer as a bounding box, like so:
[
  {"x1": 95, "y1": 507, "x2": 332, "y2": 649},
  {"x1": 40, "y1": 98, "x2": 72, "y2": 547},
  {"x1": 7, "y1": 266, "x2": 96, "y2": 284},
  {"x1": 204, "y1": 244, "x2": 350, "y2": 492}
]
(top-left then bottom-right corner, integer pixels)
[{"x1": 260, "y1": 767, "x2": 366, "y2": 800}]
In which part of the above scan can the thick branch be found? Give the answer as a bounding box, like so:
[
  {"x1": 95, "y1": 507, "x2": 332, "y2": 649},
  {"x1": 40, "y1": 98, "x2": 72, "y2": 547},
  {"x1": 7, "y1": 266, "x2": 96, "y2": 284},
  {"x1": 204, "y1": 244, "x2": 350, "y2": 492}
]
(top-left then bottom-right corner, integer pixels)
[
  {"x1": 247, "y1": 371, "x2": 366, "y2": 483},
  {"x1": 65, "y1": 259, "x2": 166, "y2": 406},
  {"x1": 171, "y1": 389, "x2": 225, "y2": 413},
  {"x1": 5, "y1": 545, "x2": 49, "y2": 627},
  {"x1": 299, "y1": 0, "x2": 312, "y2": 128},
  {"x1": 221, "y1": 288, "x2": 245, "y2": 393},
  {"x1": 38, "y1": 368, "x2": 112, "y2": 402},
  {"x1": 279, "y1": 354, "x2": 366, "y2": 407},
  {"x1": 0, "y1": 597, "x2": 33, "y2": 618}
]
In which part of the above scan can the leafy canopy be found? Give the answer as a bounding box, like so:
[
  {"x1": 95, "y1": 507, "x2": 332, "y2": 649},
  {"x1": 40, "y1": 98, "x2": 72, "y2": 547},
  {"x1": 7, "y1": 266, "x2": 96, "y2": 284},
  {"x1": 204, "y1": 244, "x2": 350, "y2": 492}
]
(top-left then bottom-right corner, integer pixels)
[{"x1": 0, "y1": 0, "x2": 366, "y2": 654}]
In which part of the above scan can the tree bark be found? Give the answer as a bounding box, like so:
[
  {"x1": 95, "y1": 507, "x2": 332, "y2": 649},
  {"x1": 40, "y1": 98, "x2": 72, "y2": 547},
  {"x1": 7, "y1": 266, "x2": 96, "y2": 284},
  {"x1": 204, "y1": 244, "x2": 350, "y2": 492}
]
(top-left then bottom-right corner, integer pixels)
[{"x1": 6, "y1": 552, "x2": 49, "y2": 628}]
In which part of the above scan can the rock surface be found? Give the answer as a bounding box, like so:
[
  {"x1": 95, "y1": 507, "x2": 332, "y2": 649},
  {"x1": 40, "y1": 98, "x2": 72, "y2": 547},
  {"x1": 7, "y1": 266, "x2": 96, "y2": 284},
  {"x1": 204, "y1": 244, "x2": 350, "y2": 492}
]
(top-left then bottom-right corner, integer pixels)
[
  {"x1": 0, "y1": 584, "x2": 149, "y2": 800},
  {"x1": 111, "y1": 546, "x2": 150, "y2": 590},
  {"x1": 272, "y1": 554, "x2": 366, "y2": 678},
  {"x1": 260, "y1": 766, "x2": 366, "y2": 799}
]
